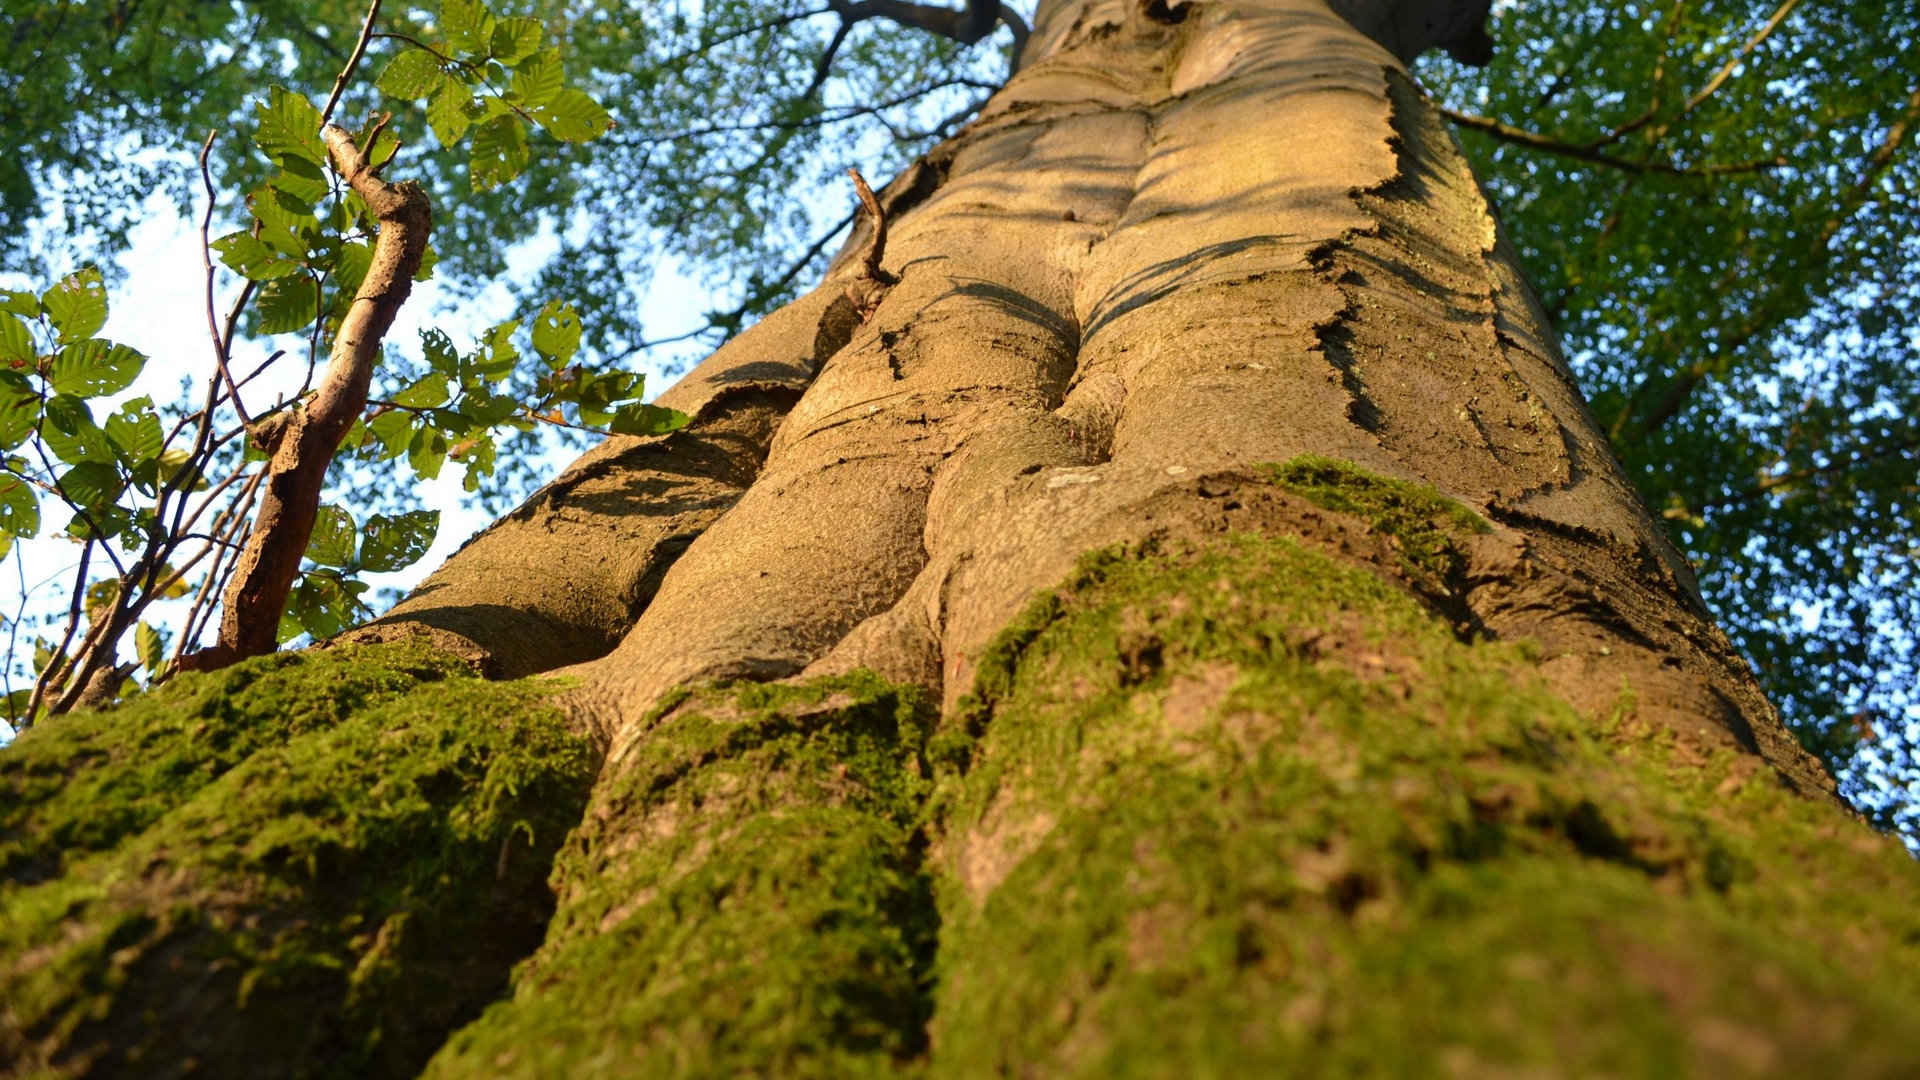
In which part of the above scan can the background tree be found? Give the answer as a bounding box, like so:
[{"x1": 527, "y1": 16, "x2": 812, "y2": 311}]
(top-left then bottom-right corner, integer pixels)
[{"x1": 3, "y1": 0, "x2": 1920, "y2": 1074}]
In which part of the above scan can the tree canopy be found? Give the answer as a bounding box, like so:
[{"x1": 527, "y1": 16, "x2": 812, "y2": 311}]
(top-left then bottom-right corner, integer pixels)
[{"x1": 1, "y1": 0, "x2": 1914, "y2": 842}]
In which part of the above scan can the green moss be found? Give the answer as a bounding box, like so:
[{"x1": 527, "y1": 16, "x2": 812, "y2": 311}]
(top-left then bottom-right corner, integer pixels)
[
  {"x1": 0, "y1": 643, "x2": 598, "y2": 1079},
  {"x1": 1, "y1": 642, "x2": 476, "y2": 885},
  {"x1": 1261, "y1": 454, "x2": 1489, "y2": 580},
  {"x1": 425, "y1": 672, "x2": 934, "y2": 1078},
  {"x1": 929, "y1": 532, "x2": 1920, "y2": 1076}
]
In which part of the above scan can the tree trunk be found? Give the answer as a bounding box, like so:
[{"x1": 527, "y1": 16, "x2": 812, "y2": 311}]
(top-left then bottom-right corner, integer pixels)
[{"x1": 5, "y1": 0, "x2": 1919, "y2": 1076}]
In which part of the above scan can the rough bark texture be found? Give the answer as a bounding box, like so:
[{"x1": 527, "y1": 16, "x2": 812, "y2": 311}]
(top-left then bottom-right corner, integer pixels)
[{"x1": 6, "y1": 0, "x2": 1920, "y2": 1076}]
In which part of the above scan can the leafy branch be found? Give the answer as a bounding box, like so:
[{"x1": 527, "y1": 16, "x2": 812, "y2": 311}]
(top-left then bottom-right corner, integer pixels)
[{"x1": 2, "y1": 0, "x2": 685, "y2": 724}]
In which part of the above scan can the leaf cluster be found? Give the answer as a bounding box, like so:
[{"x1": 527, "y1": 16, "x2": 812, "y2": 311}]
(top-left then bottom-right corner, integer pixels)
[
  {"x1": 2, "y1": 1, "x2": 683, "y2": 724},
  {"x1": 1418, "y1": 0, "x2": 1919, "y2": 839}
]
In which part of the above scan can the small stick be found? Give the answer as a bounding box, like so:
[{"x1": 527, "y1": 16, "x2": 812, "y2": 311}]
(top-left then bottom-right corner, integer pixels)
[{"x1": 847, "y1": 167, "x2": 898, "y2": 286}]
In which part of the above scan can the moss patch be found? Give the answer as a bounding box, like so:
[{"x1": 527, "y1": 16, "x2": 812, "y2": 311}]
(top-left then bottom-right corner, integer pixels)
[
  {"x1": 1262, "y1": 454, "x2": 1488, "y2": 581},
  {"x1": 929, "y1": 532, "x2": 1920, "y2": 1076},
  {"x1": 1, "y1": 643, "x2": 476, "y2": 886},
  {"x1": 425, "y1": 672, "x2": 934, "y2": 1079},
  {"x1": 0, "y1": 642, "x2": 597, "y2": 1079}
]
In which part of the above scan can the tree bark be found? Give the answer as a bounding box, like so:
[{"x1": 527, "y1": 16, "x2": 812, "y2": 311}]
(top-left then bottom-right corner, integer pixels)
[
  {"x1": 361, "y1": 0, "x2": 1822, "y2": 796},
  {"x1": 6, "y1": 0, "x2": 1920, "y2": 1076}
]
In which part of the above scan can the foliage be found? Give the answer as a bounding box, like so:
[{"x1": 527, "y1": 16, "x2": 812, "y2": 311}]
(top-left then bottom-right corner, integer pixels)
[
  {"x1": 0, "y1": 0, "x2": 684, "y2": 723},
  {"x1": 1414, "y1": 0, "x2": 1919, "y2": 841}
]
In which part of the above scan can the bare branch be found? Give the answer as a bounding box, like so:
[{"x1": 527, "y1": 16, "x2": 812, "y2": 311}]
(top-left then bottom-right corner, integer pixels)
[
  {"x1": 320, "y1": 0, "x2": 384, "y2": 127},
  {"x1": 848, "y1": 167, "x2": 896, "y2": 285},
  {"x1": 197, "y1": 130, "x2": 250, "y2": 428},
  {"x1": 1441, "y1": 107, "x2": 1784, "y2": 176}
]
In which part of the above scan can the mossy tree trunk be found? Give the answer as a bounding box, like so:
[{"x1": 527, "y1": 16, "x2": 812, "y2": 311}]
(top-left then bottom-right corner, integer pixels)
[{"x1": 6, "y1": 0, "x2": 1919, "y2": 1076}]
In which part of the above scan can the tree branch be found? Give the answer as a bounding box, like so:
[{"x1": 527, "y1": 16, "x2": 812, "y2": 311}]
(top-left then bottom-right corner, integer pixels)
[
  {"x1": 1440, "y1": 107, "x2": 1784, "y2": 176},
  {"x1": 319, "y1": 0, "x2": 383, "y2": 127},
  {"x1": 1621, "y1": 82, "x2": 1920, "y2": 439},
  {"x1": 181, "y1": 123, "x2": 430, "y2": 670},
  {"x1": 837, "y1": 0, "x2": 1028, "y2": 58}
]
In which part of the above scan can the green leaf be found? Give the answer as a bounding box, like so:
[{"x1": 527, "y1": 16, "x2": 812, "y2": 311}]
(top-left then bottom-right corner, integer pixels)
[
  {"x1": 105, "y1": 396, "x2": 163, "y2": 465},
  {"x1": 154, "y1": 447, "x2": 206, "y2": 491},
  {"x1": 283, "y1": 569, "x2": 368, "y2": 642},
  {"x1": 0, "y1": 687, "x2": 29, "y2": 722},
  {"x1": 509, "y1": 48, "x2": 563, "y2": 105},
  {"x1": 440, "y1": 0, "x2": 495, "y2": 54},
  {"x1": 421, "y1": 328, "x2": 459, "y2": 373},
  {"x1": 66, "y1": 503, "x2": 131, "y2": 542},
  {"x1": 0, "y1": 472, "x2": 39, "y2": 539},
  {"x1": 472, "y1": 319, "x2": 519, "y2": 381},
  {"x1": 0, "y1": 373, "x2": 37, "y2": 449},
  {"x1": 469, "y1": 115, "x2": 528, "y2": 192},
  {"x1": 49, "y1": 340, "x2": 144, "y2": 398},
  {"x1": 376, "y1": 49, "x2": 450, "y2": 100},
  {"x1": 59, "y1": 460, "x2": 123, "y2": 512},
  {"x1": 368, "y1": 410, "x2": 413, "y2": 460},
  {"x1": 41, "y1": 396, "x2": 113, "y2": 465},
  {"x1": 609, "y1": 403, "x2": 690, "y2": 436},
  {"x1": 0, "y1": 290, "x2": 37, "y2": 317},
  {"x1": 136, "y1": 620, "x2": 164, "y2": 675},
  {"x1": 213, "y1": 231, "x2": 302, "y2": 280},
  {"x1": 457, "y1": 435, "x2": 496, "y2": 487},
  {"x1": 426, "y1": 82, "x2": 474, "y2": 148},
  {"x1": 332, "y1": 240, "x2": 374, "y2": 301},
  {"x1": 407, "y1": 427, "x2": 448, "y2": 480},
  {"x1": 41, "y1": 268, "x2": 107, "y2": 345},
  {"x1": 531, "y1": 300, "x2": 581, "y2": 366},
  {"x1": 534, "y1": 89, "x2": 612, "y2": 143},
  {"x1": 269, "y1": 161, "x2": 330, "y2": 206},
  {"x1": 463, "y1": 389, "x2": 518, "y2": 426},
  {"x1": 255, "y1": 86, "x2": 326, "y2": 174},
  {"x1": 257, "y1": 275, "x2": 321, "y2": 334},
  {"x1": 249, "y1": 185, "x2": 319, "y2": 259},
  {"x1": 360, "y1": 509, "x2": 439, "y2": 572},
  {"x1": 491, "y1": 16, "x2": 543, "y2": 64},
  {"x1": 307, "y1": 504, "x2": 358, "y2": 567},
  {"x1": 84, "y1": 578, "x2": 122, "y2": 625},
  {"x1": 0, "y1": 314, "x2": 34, "y2": 366},
  {"x1": 392, "y1": 372, "x2": 450, "y2": 409}
]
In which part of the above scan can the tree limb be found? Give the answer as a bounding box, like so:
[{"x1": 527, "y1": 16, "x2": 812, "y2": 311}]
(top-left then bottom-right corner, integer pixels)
[
  {"x1": 839, "y1": 0, "x2": 1028, "y2": 58},
  {"x1": 181, "y1": 123, "x2": 430, "y2": 670}
]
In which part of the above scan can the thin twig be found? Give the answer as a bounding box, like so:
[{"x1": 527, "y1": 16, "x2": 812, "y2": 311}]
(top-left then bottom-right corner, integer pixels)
[
  {"x1": 24, "y1": 540, "x2": 90, "y2": 722},
  {"x1": 1441, "y1": 107, "x2": 1783, "y2": 176},
  {"x1": 198, "y1": 130, "x2": 251, "y2": 428},
  {"x1": 320, "y1": 0, "x2": 385, "y2": 127},
  {"x1": 3, "y1": 546, "x2": 30, "y2": 729},
  {"x1": 1672, "y1": 0, "x2": 1802, "y2": 127}
]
